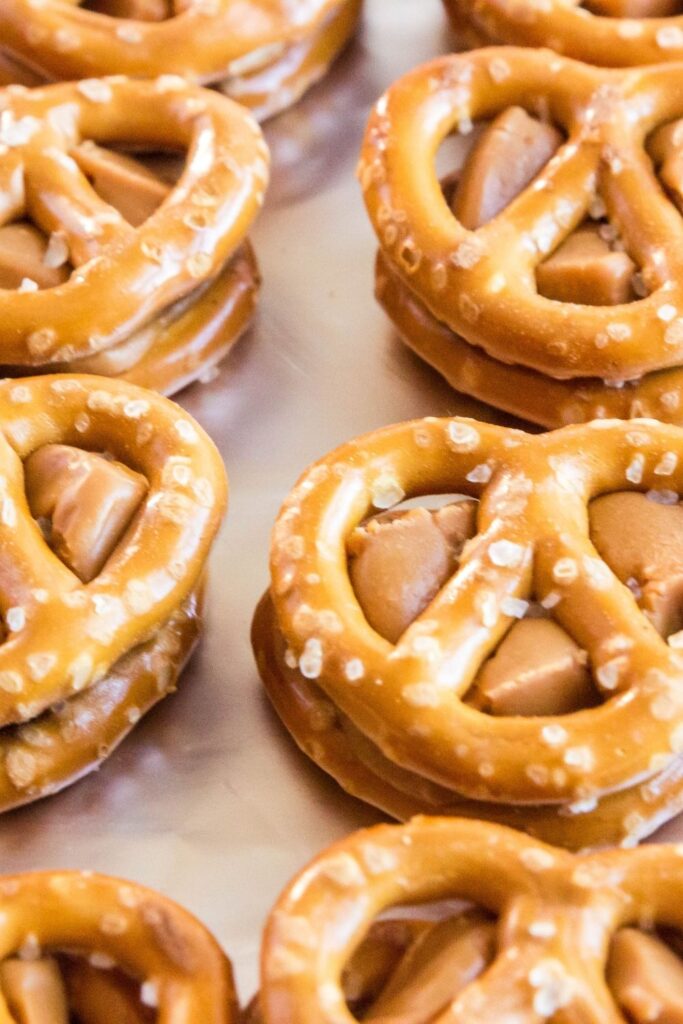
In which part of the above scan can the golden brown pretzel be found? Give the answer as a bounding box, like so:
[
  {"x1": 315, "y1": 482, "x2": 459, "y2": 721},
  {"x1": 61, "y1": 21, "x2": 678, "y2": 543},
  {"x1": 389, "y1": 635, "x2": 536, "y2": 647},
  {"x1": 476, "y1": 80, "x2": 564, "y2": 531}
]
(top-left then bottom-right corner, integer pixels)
[
  {"x1": 0, "y1": 373, "x2": 226, "y2": 811},
  {"x1": 448, "y1": 0, "x2": 683, "y2": 68},
  {"x1": 0, "y1": 77, "x2": 268, "y2": 394},
  {"x1": 258, "y1": 816, "x2": 683, "y2": 1024},
  {"x1": 0, "y1": 871, "x2": 237, "y2": 1022},
  {"x1": 0, "y1": 0, "x2": 361, "y2": 120},
  {"x1": 253, "y1": 414, "x2": 683, "y2": 848},
  {"x1": 360, "y1": 47, "x2": 683, "y2": 419}
]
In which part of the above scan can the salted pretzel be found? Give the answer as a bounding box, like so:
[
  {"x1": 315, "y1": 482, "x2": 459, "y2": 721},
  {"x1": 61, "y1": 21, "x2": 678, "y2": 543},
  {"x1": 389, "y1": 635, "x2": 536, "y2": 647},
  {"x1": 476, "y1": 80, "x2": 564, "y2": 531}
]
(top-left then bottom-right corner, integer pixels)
[
  {"x1": 0, "y1": 373, "x2": 226, "y2": 812},
  {"x1": 253, "y1": 413, "x2": 683, "y2": 848},
  {"x1": 0, "y1": 870, "x2": 236, "y2": 1022},
  {"x1": 257, "y1": 816, "x2": 683, "y2": 1024},
  {"x1": 360, "y1": 47, "x2": 683, "y2": 428},
  {"x1": 0, "y1": 0, "x2": 362, "y2": 121},
  {"x1": 448, "y1": 0, "x2": 683, "y2": 68},
  {"x1": 0, "y1": 76, "x2": 268, "y2": 396}
]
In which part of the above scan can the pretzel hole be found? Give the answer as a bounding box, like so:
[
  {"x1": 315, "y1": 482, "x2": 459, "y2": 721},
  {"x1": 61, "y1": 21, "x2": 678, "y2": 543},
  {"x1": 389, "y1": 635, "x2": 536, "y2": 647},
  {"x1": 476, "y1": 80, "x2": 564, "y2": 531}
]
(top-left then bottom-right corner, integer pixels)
[
  {"x1": 607, "y1": 927, "x2": 683, "y2": 1023},
  {"x1": 70, "y1": 144, "x2": 181, "y2": 228},
  {"x1": 76, "y1": 0, "x2": 175, "y2": 19},
  {"x1": 0, "y1": 222, "x2": 74, "y2": 293},
  {"x1": 590, "y1": 490, "x2": 683, "y2": 641},
  {"x1": 23, "y1": 444, "x2": 148, "y2": 584},
  {"x1": 347, "y1": 502, "x2": 603, "y2": 717},
  {"x1": 341, "y1": 904, "x2": 497, "y2": 1023},
  {"x1": 0, "y1": 952, "x2": 156, "y2": 1023},
  {"x1": 438, "y1": 105, "x2": 646, "y2": 305},
  {"x1": 439, "y1": 106, "x2": 565, "y2": 230}
]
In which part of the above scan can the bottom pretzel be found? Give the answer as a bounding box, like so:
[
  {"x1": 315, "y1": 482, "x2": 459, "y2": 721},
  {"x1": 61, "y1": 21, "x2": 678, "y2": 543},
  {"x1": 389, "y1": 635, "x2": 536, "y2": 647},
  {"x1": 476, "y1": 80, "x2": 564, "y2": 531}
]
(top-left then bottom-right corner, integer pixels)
[
  {"x1": 377, "y1": 253, "x2": 683, "y2": 429},
  {"x1": 254, "y1": 591, "x2": 683, "y2": 851},
  {"x1": 256, "y1": 816, "x2": 683, "y2": 1024}
]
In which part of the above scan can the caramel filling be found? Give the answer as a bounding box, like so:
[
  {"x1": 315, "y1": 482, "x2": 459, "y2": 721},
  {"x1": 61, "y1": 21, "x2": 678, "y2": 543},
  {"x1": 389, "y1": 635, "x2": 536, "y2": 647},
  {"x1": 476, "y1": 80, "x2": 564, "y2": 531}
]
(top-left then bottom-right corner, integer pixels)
[
  {"x1": 590, "y1": 491, "x2": 683, "y2": 638},
  {"x1": 608, "y1": 929, "x2": 683, "y2": 1024},
  {"x1": 348, "y1": 491, "x2": 682, "y2": 717},
  {"x1": 0, "y1": 955, "x2": 151, "y2": 1023},
  {"x1": 348, "y1": 503, "x2": 476, "y2": 645},
  {"x1": 363, "y1": 912, "x2": 496, "y2": 1024},
  {"x1": 452, "y1": 107, "x2": 562, "y2": 230},
  {"x1": 343, "y1": 915, "x2": 683, "y2": 1024},
  {"x1": 449, "y1": 106, "x2": 637, "y2": 305},
  {"x1": 24, "y1": 444, "x2": 148, "y2": 583}
]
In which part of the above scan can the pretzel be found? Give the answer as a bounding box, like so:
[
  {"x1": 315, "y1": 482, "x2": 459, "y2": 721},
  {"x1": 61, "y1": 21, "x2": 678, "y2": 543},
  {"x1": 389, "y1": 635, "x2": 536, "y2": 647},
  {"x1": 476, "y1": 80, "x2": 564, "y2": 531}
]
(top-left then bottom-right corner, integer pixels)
[
  {"x1": 257, "y1": 816, "x2": 683, "y2": 1024},
  {"x1": 360, "y1": 47, "x2": 683, "y2": 426},
  {"x1": 0, "y1": 77, "x2": 268, "y2": 395},
  {"x1": 0, "y1": 373, "x2": 226, "y2": 812},
  {"x1": 448, "y1": 0, "x2": 683, "y2": 68},
  {"x1": 253, "y1": 413, "x2": 683, "y2": 849},
  {"x1": 0, "y1": 0, "x2": 361, "y2": 121},
  {"x1": 0, "y1": 870, "x2": 237, "y2": 1022}
]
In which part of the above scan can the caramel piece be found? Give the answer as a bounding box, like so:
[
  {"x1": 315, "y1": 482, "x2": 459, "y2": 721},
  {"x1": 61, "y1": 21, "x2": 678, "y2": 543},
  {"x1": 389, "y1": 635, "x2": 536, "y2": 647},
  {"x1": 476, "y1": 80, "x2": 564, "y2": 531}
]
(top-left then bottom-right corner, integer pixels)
[
  {"x1": 0, "y1": 959, "x2": 69, "y2": 1024},
  {"x1": 343, "y1": 921, "x2": 428, "y2": 1011},
  {"x1": 586, "y1": 0, "x2": 681, "y2": 15},
  {"x1": 348, "y1": 502, "x2": 477, "y2": 643},
  {"x1": 0, "y1": 223, "x2": 70, "y2": 291},
  {"x1": 469, "y1": 618, "x2": 596, "y2": 716},
  {"x1": 71, "y1": 143, "x2": 170, "y2": 227},
  {"x1": 25, "y1": 445, "x2": 148, "y2": 583},
  {"x1": 62, "y1": 959, "x2": 152, "y2": 1024},
  {"x1": 590, "y1": 492, "x2": 683, "y2": 637},
  {"x1": 366, "y1": 912, "x2": 496, "y2": 1024},
  {"x1": 452, "y1": 107, "x2": 562, "y2": 230},
  {"x1": 609, "y1": 929, "x2": 683, "y2": 1024},
  {"x1": 536, "y1": 225, "x2": 635, "y2": 306}
]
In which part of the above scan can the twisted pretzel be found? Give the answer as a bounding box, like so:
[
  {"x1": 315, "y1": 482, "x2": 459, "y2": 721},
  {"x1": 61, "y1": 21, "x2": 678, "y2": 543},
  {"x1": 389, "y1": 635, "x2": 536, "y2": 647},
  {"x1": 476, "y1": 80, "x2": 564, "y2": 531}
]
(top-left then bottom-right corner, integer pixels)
[
  {"x1": 0, "y1": 77, "x2": 268, "y2": 395},
  {"x1": 0, "y1": 0, "x2": 361, "y2": 121},
  {"x1": 0, "y1": 871, "x2": 236, "y2": 1022},
  {"x1": 360, "y1": 48, "x2": 683, "y2": 425},
  {"x1": 253, "y1": 414, "x2": 683, "y2": 848},
  {"x1": 258, "y1": 816, "x2": 683, "y2": 1024},
  {"x1": 0, "y1": 373, "x2": 226, "y2": 812},
  {"x1": 448, "y1": 0, "x2": 683, "y2": 68}
]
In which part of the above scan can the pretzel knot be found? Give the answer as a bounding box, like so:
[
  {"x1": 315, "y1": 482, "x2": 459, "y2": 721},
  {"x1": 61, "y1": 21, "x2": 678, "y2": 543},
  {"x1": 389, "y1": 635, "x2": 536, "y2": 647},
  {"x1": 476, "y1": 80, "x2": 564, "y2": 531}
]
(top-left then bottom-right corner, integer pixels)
[
  {"x1": 0, "y1": 871, "x2": 236, "y2": 1022},
  {"x1": 448, "y1": 0, "x2": 683, "y2": 68},
  {"x1": 0, "y1": 76, "x2": 269, "y2": 395},
  {"x1": 360, "y1": 48, "x2": 683, "y2": 427},
  {"x1": 253, "y1": 414, "x2": 683, "y2": 848},
  {"x1": 0, "y1": 0, "x2": 361, "y2": 121},
  {"x1": 0, "y1": 373, "x2": 226, "y2": 812},
  {"x1": 258, "y1": 816, "x2": 683, "y2": 1024}
]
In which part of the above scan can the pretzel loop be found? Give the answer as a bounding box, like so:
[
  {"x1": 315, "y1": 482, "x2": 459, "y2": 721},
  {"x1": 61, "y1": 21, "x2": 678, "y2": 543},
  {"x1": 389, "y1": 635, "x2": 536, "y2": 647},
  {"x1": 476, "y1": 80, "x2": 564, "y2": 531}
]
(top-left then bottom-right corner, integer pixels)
[
  {"x1": 360, "y1": 49, "x2": 683, "y2": 382},
  {"x1": 0, "y1": 77, "x2": 268, "y2": 366},
  {"x1": 448, "y1": 0, "x2": 683, "y2": 68},
  {"x1": 0, "y1": 374, "x2": 226, "y2": 733},
  {"x1": 0, "y1": 871, "x2": 237, "y2": 1023}
]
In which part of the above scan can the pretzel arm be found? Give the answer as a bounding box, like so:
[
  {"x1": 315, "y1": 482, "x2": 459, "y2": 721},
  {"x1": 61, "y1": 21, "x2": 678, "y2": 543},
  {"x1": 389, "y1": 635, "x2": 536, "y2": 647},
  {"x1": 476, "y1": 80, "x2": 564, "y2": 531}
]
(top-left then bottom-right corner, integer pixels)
[
  {"x1": 601, "y1": 139, "x2": 683, "y2": 290},
  {"x1": 24, "y1": 149, "x2": 133, "y2": 267},
  {"x1": 477, "y1": 136, "x2": 599, "y2": 273},
  {"x1": 393, "y1": 518, "x2": 533, "y2": 698}
]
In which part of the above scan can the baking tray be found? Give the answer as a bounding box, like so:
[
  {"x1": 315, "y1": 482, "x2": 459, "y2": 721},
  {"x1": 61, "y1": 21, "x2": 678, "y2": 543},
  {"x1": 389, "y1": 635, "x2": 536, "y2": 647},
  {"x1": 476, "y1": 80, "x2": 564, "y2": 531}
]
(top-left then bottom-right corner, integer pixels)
[{"x1": 4, "y1": 0, "x2": 676, "y2": 1003}]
